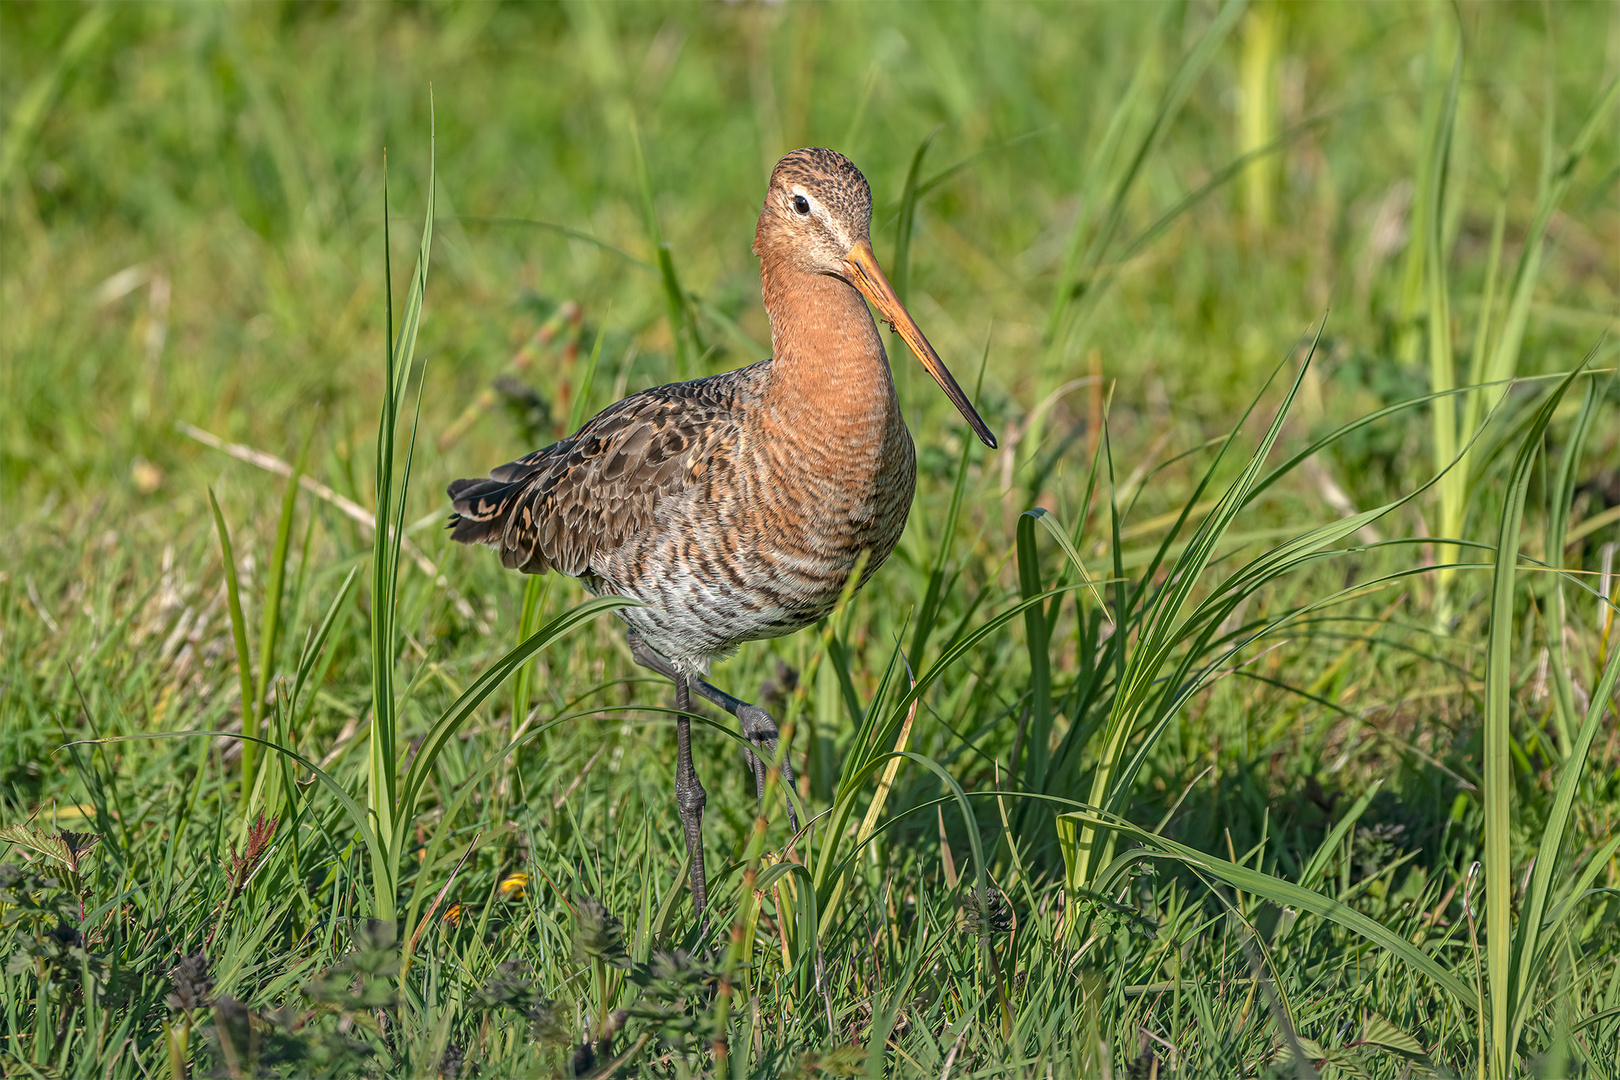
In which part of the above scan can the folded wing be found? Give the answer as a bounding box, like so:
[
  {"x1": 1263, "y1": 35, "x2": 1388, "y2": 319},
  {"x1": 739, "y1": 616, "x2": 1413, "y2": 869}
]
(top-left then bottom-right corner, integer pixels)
[{"x1": 447, "y1": 367, "x2": 758, "y2": 576}]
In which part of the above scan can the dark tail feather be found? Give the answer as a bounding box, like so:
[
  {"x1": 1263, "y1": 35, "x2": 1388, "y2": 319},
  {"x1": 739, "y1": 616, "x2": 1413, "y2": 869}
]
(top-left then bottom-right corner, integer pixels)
[{"x1": 446, "y1": 477, "x2": 521, "y2": 545}]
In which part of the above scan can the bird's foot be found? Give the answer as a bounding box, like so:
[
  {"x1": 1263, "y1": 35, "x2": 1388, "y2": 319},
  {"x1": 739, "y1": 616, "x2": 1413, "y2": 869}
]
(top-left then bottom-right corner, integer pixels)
[{"x1": 737, "y1": 704, "x2": 799, "y2": 835}]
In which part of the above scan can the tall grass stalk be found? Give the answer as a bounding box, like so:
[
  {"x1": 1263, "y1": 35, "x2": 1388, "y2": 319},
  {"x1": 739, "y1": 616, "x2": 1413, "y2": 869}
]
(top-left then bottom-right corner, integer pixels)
[
  {"x1": 351, "y1": 129, "x2": 630, "y2": 923},
  {"x1": 1239, "y1": 1, "x2": 1279, "y2": 235},
  {"x1": 1416, "y1": 12, "x2": 1619, "y2": 619},
  {"x1": 1421, "y1": 27, "x2": 1463, "y2": 617},
  {"x1": 363, "y1": 137, "x2": 435, "y2": 914},
  {"x1": 1061, "y1": 347, "x2": 1326, "y2": 922},
  {"x1": 1482, "y1": 364, "x2": 1620, "y2": 1077},
  {"x1": 237, "y1": 439, "x2": 307, "y2": 819}
]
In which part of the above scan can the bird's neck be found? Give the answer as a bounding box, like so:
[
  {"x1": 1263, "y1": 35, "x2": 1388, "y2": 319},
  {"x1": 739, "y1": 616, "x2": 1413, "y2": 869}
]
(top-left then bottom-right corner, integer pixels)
[{"x1": 757, "y1": 262, "x2": 899, "y2": 434}]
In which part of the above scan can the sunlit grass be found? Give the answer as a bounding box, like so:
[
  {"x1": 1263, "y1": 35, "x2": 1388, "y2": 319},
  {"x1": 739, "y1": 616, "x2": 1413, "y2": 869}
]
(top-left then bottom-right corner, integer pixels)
[{"x1": 3, "y1": 3, "x2": 1618, "y2": 1077}]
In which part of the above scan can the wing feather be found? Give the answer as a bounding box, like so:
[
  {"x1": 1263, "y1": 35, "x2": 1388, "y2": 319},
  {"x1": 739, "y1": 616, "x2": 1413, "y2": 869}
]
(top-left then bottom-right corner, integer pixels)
[{"x1": 446, "y1": 363, "x2": 764, "y2": 576}]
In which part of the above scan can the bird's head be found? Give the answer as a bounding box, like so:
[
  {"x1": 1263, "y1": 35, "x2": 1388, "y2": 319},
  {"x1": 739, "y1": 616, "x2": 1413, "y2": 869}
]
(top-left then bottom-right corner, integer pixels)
[
  {"x1": 753, "y1": 147, "x2": 874, "y2": 274},
  {"x1": 754, "y1": 147, "x2": 996, "y2": 449}
]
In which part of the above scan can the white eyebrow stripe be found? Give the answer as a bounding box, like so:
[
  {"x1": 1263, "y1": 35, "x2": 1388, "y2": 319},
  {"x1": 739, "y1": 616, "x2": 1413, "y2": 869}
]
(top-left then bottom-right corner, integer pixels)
[
  {"x1": 792, "y1": 187, "x2": 832, "y2": 224},
  {"x1": 788, "y1": 186, "x2": 850, "y2": 245}
]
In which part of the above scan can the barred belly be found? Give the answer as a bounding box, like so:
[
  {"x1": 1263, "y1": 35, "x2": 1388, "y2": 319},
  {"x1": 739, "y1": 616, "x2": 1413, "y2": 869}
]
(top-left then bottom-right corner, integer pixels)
[{"x1": 586, "y1": 424, "x2": 916, "y2": 675}]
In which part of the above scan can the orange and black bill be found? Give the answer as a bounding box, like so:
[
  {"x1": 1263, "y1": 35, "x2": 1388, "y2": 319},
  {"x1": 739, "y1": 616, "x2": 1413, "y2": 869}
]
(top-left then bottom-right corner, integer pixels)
[{"x1": 842, "y1": 240, "x2": 997, "y2": 449}]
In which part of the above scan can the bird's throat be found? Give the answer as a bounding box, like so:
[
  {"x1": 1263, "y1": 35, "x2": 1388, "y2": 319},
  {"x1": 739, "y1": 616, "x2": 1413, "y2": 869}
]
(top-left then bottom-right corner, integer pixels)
[{"x1": 758, "y1": 263, "x2": 899, "y2": 436}]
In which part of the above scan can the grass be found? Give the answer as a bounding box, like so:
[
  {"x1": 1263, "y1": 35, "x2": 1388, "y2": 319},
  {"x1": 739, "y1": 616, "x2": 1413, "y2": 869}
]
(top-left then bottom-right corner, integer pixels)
[{"x1": 3, "y1": 2, "x2": 1620, "y2": 1076}]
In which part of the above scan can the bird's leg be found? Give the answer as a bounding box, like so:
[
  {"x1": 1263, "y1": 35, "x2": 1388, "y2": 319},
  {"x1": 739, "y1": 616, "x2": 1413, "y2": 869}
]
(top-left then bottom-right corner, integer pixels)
[
  {"x1": 629, "y1": 631, "x2": 799, "y2": 835},
  {"x1": 673, "y1": 673, "x2": 709, "y2": 918}
]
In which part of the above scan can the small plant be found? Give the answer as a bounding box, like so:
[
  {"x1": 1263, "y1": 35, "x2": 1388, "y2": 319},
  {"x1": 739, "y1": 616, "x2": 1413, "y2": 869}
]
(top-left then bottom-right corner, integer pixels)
[
  {"x1": 164, "y1": 950, "x2": 212, "y2": 1075},
  {"x1": 197, "y1": 993, "x2": 375, "y2": 1080},
  {"x1": 957, "y1": 885, "x2": 1013, "y2": 937},
  {"x1": 0, "y1": 860, "x2": 110, "y2": 1013},
  {"x1": 205, "y1": 811, "x2": 278, "y2": 949},
  {"x1": 626, "y1": 947, "x2": 724, "y2": 1050},
  {"x1": 0, "y1": 825, "x2": 100, "y2": 921},
  {"x1": 168, "y1": 932, "x2": 402, "y2": 1078},
  {"x1": 305, "y1": 919, "x2": 400, "y2": 1010},
  {"x1": 467, "y1": 956, "x2": 612, "y2": 1077}
]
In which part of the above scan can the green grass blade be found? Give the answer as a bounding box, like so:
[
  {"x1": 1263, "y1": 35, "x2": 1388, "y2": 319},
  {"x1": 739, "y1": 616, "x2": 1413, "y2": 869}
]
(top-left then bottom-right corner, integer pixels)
[
  {"x1": 241, "y1": 437, "x2": 306, "y2": 816},
  {"x1": 1511, "y1": 638, "x2": 1620, "y2": 1054},
  {"x1": 1015, "y1": 511, "x2": 1053, "y2": 792},
  {"x1": 1026, "y1": 506, "x2": 1111, "y2": 615},
  {"x1": 1509, "y1": 383, "x2": 1615, "y2": 1054},
  {"x1": 370, "y1": 157, "x2": 401, "y2": 906},
  {"x1": 1061, "y1": 808, "x2": 1476, "y2": 1007},
  {"x1": 509, "y1": 576, "x2": 551, "y2": 731},
  {"x1": 910, "y1": 341, "x2": 988, "y2": 668},
  {"x1": 368, "y1": 115, "x2": 435, "y2": 915},
  {"x1": 207, "y1": 489, "x2": 255, "y2": 761},
  {"x1": 1532, "y1": 832, "x2": 1620, "y2": 965},
  {"x1": 396, "y1": 594, "x2": 635, "y2": 831},
  {"x1": 1482, "y1": 76, "x2": 1619, "y2": 395},
  {"x1": 1482, "y1": 365, "x2": 1585, "y2": 1078},
  {"x1": 1543, "y1": 377, "x2": 1601, "y2": 752},
  {"x1": 1424, "y1": 29, "x2": 1463, "y2": 612},
  {"x1": 890, "y1": 127, "x2": 939, "y2": 308}
]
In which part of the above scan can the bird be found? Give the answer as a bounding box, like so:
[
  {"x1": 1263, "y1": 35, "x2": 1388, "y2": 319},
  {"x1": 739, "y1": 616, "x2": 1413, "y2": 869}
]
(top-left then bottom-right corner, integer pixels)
[{"x1": 447, "y1": 147, "x2": 996, "y2": 918}]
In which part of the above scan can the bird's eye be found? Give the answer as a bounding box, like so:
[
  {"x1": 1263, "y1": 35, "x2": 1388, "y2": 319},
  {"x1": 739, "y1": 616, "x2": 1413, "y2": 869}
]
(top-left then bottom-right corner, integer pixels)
[{"x1": 792, "y1": 195, "x2": 811, "y2": 216}]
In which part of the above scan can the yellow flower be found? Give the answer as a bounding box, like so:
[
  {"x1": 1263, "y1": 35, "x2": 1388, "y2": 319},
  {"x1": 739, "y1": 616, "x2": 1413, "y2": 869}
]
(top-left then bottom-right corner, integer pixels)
[
  {"x1": 499, "y1": 872, "x2": 529, "y2": 899},
  {"x1": 442, "y1": 903, "x2": 464, "y2": 926}
]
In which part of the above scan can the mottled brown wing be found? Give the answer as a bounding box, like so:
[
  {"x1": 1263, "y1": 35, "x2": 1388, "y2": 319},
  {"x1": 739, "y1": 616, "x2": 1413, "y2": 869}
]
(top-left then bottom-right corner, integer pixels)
[{"x1": 447, "y1": 365, "x2": 761, "y2": 575}]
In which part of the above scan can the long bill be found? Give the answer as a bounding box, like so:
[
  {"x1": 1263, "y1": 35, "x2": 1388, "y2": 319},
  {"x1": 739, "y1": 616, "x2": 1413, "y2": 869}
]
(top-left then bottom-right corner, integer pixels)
[{"x1": 842, "y1": 240, "x2": 998, "y2": 449}]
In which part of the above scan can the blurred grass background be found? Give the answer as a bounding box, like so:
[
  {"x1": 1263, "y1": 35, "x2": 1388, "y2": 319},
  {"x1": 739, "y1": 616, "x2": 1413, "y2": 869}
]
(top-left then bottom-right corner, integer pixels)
[
  {"x1": 6, "y1": 0, "x2": 1612, "y2": 507},
  {"x1": 3, "y1": 2, "x2": 1619, "y2": 1076}
]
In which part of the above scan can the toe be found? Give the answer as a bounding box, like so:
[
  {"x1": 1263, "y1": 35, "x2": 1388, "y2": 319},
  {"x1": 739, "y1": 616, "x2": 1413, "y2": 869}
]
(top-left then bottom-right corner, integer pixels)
[{"x1": 751, "y1": 745, "x2": 768, "y2": 797}]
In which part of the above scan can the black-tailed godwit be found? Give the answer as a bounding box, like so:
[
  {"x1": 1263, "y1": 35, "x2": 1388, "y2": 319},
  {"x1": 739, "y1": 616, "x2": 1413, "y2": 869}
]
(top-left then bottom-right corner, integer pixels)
[{"x1": 449, "y1": 147, "x2": 996, "y2": 916}]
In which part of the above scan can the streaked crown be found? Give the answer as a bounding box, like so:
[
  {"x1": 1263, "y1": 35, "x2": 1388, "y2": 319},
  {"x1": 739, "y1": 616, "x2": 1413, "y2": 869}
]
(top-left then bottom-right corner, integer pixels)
[{"x1": 754, "y1": 148, "x2": 873, "y2": 272}]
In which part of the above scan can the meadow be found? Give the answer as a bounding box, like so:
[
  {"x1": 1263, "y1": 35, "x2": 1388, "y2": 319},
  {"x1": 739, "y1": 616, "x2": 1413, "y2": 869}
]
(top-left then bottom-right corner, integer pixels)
[{"x1": 3, "y1": 2, "x2": 1619, "y2": 1076}]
